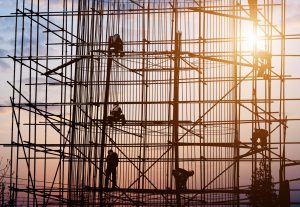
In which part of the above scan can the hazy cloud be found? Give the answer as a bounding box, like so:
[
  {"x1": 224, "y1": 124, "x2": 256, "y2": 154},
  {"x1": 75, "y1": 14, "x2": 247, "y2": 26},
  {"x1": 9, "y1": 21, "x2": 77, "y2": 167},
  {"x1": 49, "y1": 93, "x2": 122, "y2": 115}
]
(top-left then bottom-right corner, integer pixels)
[
  {"x1": 0, "y1": 1, "x2": 15, "y2": 10},
  {"x1": 0, "y1": 106, "x2": 10, "y2": 114},
  {"x1": 0, "y1": 55, "x2": 14, "y2": 73},
  {"x1": 285, "y1": 1, "x2": 300, "y2": 29},
  {"x1": 0, "y1": 49, "x2": 8, "y2": 56},
  {"x1": 0, "y1": 60, "x2": 10, "y2": 71},
  {"x1": 21, "y1": 76, "x2": 60, "y2": 84},
  {"x1": 0, "y1": 99, "x2": 11, "y2": 114}
]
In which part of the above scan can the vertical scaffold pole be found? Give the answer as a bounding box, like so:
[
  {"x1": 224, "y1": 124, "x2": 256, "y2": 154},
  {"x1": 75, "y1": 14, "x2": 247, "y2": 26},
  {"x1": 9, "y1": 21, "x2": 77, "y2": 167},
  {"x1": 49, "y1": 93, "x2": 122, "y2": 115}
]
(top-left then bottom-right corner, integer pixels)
[
  {"x1": 173, "y1": 31, "x2": 181, "y2": 207},
  {"x1": 99, "y1": 44, "x2": 113, "y2": 205}
]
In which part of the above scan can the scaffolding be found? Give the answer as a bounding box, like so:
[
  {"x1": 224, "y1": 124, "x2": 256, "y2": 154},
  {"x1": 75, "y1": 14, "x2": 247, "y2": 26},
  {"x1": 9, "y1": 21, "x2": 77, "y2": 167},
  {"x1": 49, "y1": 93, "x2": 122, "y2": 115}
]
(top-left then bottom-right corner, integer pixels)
[{"x1": 5, "y1": 0, "x2": 300, "y2": 206}]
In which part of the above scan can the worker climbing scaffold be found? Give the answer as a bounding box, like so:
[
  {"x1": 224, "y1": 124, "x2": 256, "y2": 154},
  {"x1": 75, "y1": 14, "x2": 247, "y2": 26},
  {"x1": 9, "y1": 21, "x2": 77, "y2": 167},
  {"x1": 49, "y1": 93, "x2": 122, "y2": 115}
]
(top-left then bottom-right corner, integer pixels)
[
  {"x1": 105, "y1": 149, "x2": 119, "y2": 189},
  {"x1": 251, "y1": 128, "x2": 269, "y2": 149},
  {"x1": 108, "y1": 34, "x2": 124, "y2": 57},
  {"x1": 172, "y1": 168, "x2": 194, "y2": 191},
  {"x1": 257, "y1": 51, "x2": 272, "y2": 79},
  {"x1": 107, "y1": 102, "x2": 126, "y2": 126}
]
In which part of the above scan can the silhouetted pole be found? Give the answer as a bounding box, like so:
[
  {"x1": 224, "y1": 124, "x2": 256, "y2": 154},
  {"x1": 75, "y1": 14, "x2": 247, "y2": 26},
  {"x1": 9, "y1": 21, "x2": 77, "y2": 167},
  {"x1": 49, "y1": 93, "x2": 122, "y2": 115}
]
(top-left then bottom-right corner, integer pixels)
[
  {"x1": 173, "y1": 31, "x2": 181, "y2": 207},
  {"x1": 279, "y1": 163, "x2": 295, "y2": 207},
  {"x1": 2, "y1": 183, "x2": 4, "y2": 206},
  {"x1": 68, "y1": 53, "x2": 80, "y2": 206},
  {"x1": 99, "y1": 42, "x2": 113, "y2": 205}
]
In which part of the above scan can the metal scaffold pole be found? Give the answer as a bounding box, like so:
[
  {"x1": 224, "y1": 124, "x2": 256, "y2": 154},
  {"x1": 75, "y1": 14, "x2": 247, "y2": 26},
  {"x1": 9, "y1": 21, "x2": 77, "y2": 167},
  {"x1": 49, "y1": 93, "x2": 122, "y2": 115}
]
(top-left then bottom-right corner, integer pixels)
[
  {"x1": 99, "y1": 47, "x2": 113, "y2": 205},
  {"x1": 173, "y1": 30, "x2": 181, "y2": 207}
]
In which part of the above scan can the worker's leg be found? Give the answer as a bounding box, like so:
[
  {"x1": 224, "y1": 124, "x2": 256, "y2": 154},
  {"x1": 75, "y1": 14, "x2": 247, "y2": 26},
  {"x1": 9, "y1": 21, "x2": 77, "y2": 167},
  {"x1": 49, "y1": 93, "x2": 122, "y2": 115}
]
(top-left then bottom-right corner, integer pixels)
[
  {"x1": 111, "y1": 167, "x2": 117, "y2": 188},
  {"x1": 182, "y1": 176, "x2": 188, "y2": 190},
  {"x1": 105, "y1": 168, "x2": 111, "y2": 188},
  {"x1": 260, "y1": 138, "x2": 267, "y2": 148},
  {"x1": 251, "y1": 136, "x2": 258, "y2": 149},
  {"x1": 114, "y1": 48, "x2": 119, "y2": 57}
]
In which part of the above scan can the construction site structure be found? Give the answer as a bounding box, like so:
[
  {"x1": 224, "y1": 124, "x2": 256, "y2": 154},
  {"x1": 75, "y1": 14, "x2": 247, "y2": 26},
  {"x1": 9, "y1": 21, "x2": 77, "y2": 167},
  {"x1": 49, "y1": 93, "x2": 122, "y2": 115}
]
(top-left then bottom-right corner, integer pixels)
[{"x1": 2, "y1": 0, "x2": 300, "y2": 206}]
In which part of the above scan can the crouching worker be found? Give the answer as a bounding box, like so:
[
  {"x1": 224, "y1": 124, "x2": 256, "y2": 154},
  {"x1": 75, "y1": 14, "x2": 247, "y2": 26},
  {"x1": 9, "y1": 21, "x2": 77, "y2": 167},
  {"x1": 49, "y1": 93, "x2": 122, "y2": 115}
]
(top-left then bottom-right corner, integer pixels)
[
  {"x1": 251, "y1": 128, "x2": 269, "y2": 149},
  {"x1": 105, "y1": 149, "x2": 119, "y2": 189},
  {"x1": 172, "y1": 168, "x2": 194, "y2": 191},
  {"x1": 108, "y1": 34, "x2": 124, "y2": 57},
  {"x1": 107, "y1": 102, "x2": 126, "y2": 126}
]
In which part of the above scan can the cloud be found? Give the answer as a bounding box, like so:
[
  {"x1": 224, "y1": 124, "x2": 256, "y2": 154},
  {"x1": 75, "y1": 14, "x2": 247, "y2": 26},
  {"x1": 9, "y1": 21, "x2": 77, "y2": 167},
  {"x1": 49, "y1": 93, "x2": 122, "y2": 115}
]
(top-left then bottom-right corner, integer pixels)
[
  {"x1": 32, "y1": 0, "x2": 78, "y2": 10},
  {"x1": 286, "y1": 2, "x2": 300, "y2": 26},
  {"x1": 0, "y1": 49, "x2": 8, "y2": 56},
  {"x1": 21, "y1": 76, "x2": 59, "y2": 84},
  {"x1": 0, "y1": 18, "x2": 15, "y2": 57},
  {"x1": 0, "y1": 106, "x2": 10, "y2": 114},
  {"x1": 0, "y1": 1, "x2": 15, "y2": 9},
  {"x1": 0, "y1": 60, "x2": 10, "y2": 71},
  {"x1": 0, "y1": 99, "x2": 11, "y2": 114}
]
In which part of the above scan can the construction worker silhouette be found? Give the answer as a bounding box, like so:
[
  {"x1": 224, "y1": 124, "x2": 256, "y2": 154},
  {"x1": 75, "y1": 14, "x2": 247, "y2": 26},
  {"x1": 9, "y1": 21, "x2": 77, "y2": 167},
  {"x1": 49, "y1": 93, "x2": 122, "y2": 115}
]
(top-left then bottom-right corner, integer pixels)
[
  {"x1": 107, "y1": 102, "x2": 126, "y2": 126},
  {"x1": 257, "y1": 51, "x2": 272, "y2": 79},
  {"x1": 105, "y1": 149, "x2": 119, "y2": 189},
  {"x1": 172, "y1": 168, "x2": 194, "y2": 190},
  {"x1": 108, "y1": 34, "x2": 124, "y2": 57},
  {"x1": 252, "y1": 128, "x2": 269, "y2": 149}
]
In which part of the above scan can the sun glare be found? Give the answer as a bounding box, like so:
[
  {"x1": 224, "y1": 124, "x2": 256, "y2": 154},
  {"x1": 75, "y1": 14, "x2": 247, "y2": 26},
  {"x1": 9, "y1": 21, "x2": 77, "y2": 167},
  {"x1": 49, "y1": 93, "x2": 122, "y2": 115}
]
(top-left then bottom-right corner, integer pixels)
[
  {"x1": 242, "y1": 24, "x2": 265, "y2": 51},
  {"x1": 246, "y1": 32, "x2": 257, "y2": 50}
]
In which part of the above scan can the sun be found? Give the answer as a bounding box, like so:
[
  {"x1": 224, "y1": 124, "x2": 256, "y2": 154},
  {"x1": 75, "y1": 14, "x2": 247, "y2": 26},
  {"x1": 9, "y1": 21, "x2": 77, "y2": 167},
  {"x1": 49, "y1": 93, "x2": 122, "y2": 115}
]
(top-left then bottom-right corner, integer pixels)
[
  {"x1": 241, "y1": 22, "x2": 257, "y2": 51},
  {"x1": 242, "y1": 24, "x2": 265, "y2": 52},
  {"x1": 246, "y1": 31, "x2": 257, "y2": 50}
]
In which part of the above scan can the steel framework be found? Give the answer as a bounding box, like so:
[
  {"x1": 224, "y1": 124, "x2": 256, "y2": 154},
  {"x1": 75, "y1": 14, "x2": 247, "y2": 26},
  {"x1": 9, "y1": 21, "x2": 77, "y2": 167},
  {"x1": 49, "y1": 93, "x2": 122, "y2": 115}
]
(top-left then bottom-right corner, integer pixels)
[{"x1": 4, "y1": 0, "x2": 300, "y2": 206}]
